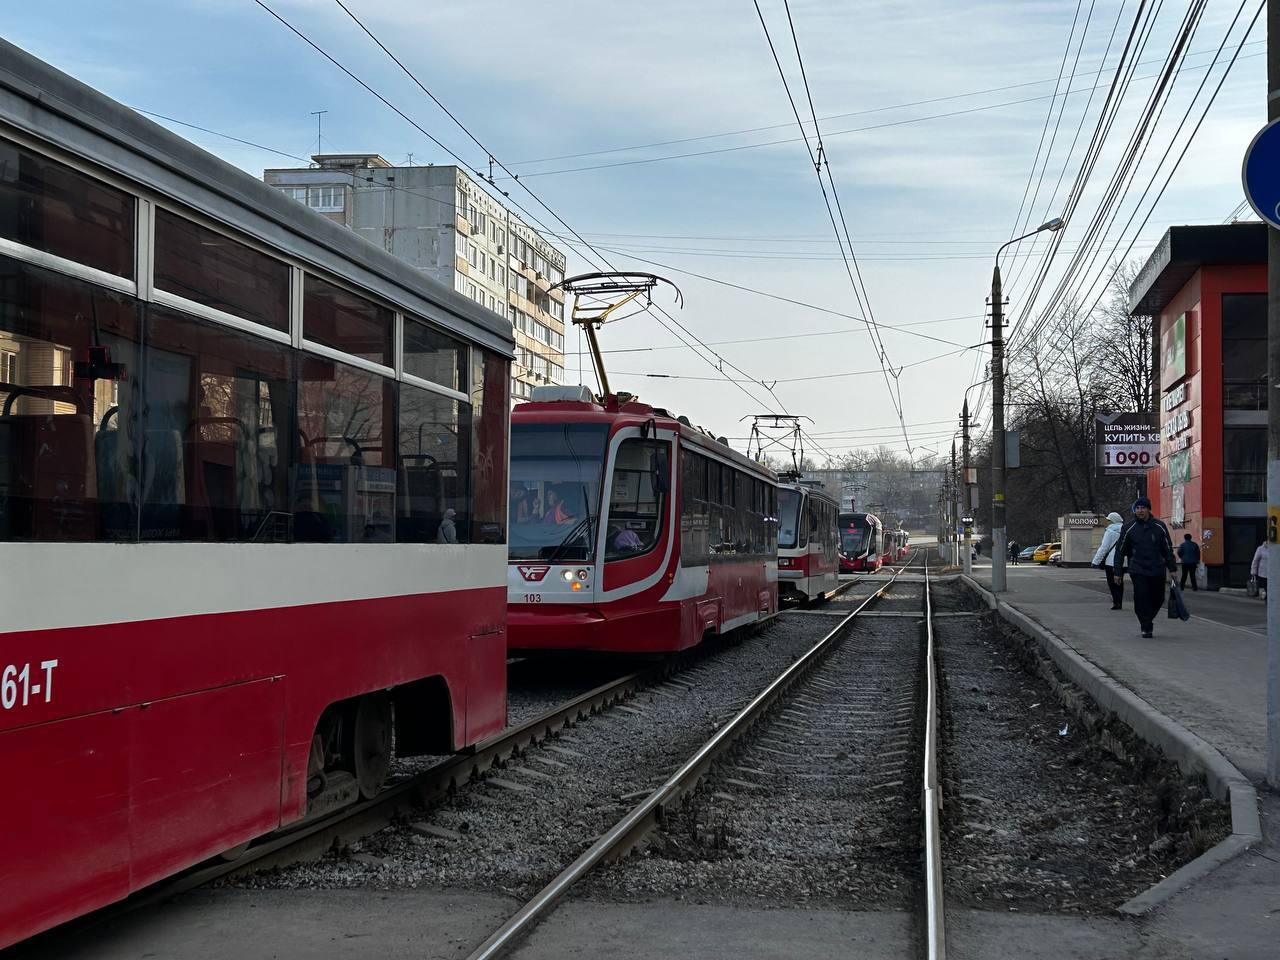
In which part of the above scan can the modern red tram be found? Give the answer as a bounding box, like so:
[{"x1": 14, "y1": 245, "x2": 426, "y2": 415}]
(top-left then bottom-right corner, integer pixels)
[
  {"x1": 776, "y1": 480, "x2": 840, "y2": 603},
  {"x1": 507, "y1": 386, "x2": 778, "y2": 653},
  {"x1": 838, "y1": 511, "x2": 884, "y2": 572},
  {"x1": 0, "y1": 43, "x2": 511, "y2": 950}
]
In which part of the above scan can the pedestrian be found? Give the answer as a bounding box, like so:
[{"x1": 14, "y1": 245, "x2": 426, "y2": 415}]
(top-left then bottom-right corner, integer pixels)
[
  {"x1": 436, "y1": 507, "x2": 458, "y2": 544},
  {"x1": 1008, "y1": 539, "x2": 1020, "y2": 565},
  {"x1": 1091, "y1": 511, "x2": 1126, "y2": 610},
  {"x1": 1251, "y1": 541, "x2": 1268, "y2": 597},
  {"x1": 1111, "y1": 497, "x2": 1175, "y2": 639},
  {"x1": 1177, "y1": 533, "x2": 1201, "y2": 591}
]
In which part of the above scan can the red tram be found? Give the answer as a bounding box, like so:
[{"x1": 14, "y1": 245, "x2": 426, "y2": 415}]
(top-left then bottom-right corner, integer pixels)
[
  {"x1": 838, "y1": 511, "x2": 884, "y2": 572},
  {"x1": 0, "y1": 43, "x2": 511, "y2": 950},
  {"x1": 508, "y1": 386, "x2": 778, "y2": 653},
  {"x1": 776, "y1": 480, "x2": 840, "y2": 603}
]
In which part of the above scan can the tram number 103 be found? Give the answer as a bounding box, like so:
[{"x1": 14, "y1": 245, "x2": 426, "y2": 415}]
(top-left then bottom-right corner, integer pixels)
[
  {"x1": 1, "y1": 659, "x2": 59, "y2": 710},
  {"x1": 1102, "y1": 449, "x2": 1153, "y2": 466}
]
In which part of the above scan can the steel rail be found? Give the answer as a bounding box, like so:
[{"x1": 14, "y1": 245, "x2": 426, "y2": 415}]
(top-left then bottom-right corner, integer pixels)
[
  {"x1": 922, "y1": 557, "x2": 947, "y2": 959},
  {"x1": 463, "y1": 552, "x2": 921, "y2": 960}
]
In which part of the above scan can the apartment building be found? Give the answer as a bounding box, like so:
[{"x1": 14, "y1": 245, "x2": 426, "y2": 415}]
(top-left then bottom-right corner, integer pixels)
[{"x1": 264, "y1": 155, "x2": 567, "y2": 401}]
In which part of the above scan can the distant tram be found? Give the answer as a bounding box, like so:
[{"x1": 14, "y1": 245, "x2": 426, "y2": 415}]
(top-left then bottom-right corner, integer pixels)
[
  {"x1": 776, "y1": 480, "x2": 840, "y2": 603},
  {"x1": 507, "y1": 386, "x2": 779, "y2": 653},
  {"x1": 839, "y1": 511, "x2": 884, "y2": 572}
]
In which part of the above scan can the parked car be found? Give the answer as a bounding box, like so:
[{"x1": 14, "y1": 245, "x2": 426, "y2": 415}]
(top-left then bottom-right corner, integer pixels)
[
  {"x1": 1033, "y1": 542, "x2": 1061, "y2": 564},
  {"x1": 1049, "y1": 551, "x2": 1062, "y2": 566},
  {"x1": 1018, "y1": 546, "x2": 1037, "y2": 562}
]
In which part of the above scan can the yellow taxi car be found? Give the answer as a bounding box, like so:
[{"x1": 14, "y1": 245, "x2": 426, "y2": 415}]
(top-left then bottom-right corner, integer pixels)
[{"x1": 1033, "y1": 541, "x2": 1061, "y2": 564}]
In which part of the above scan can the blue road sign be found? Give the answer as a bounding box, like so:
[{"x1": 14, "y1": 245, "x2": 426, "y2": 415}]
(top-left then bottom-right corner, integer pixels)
[{"x1": 1243, "y1": 119, "x2": 1280, "y2": 229}]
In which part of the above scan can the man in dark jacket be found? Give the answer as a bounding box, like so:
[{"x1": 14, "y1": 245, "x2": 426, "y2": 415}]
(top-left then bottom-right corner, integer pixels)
[
  {"x1": 1110, "y1": 497, "x2": 1176, "y2": 638},
  {"x1": 1177, "y1": 533, "x2": 1201, "y2": 591}
]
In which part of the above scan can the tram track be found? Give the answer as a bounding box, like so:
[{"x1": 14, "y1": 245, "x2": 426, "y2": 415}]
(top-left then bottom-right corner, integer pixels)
[{"x1": 456, "y1": 552, "x2": 947, "y2": 960}]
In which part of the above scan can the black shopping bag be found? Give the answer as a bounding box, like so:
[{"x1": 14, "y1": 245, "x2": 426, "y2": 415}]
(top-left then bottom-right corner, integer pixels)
[{"x1": 1167, "y1": 582, "x2": 1190, "y2": 621}]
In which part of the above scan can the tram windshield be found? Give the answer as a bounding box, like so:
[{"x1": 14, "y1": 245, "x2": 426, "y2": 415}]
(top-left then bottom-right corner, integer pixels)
[
  {"x1": 776, "y1": 487, "x2": 801, "y2": 549},
  {"x1": 509, "y1": 422, "x2": 608, "y2": 561},
  {"x1": 841, "y1": 527, "x2": 866, "y2": 555}
]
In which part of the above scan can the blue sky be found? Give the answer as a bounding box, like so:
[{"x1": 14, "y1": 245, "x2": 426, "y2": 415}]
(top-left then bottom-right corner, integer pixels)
[{"x1": 5, "y1": 0, "x2": 1268, "y2": 462}]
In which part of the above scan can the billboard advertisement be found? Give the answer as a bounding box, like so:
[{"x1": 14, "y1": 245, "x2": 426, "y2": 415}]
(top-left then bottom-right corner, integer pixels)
[
  {"x1": 1094, "y1": 412, "x2": 1159, "y2": 476},
  {"x1": 1160, "y1": 312, "x2": 1187, "y2": 390}
]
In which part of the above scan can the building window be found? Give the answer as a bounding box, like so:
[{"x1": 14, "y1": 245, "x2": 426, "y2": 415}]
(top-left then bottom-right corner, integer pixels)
[
  {"x1": 1224, "y1": 427, "x2": 1266, "y2": 502},
  {"x1": 1222, "y1": 294, "x2": 1267, "y2": 410},
  {"x1": 154, "y1": 208, "x2": 291, "y2": 332},
  {"x1": 468, "y1": 282, "x2": 477, "y2": 301},
  {"x1": 308, "y1": 185, "x2": 345, "y2": 213},
  {"x1": 303, "y1": 274, "x2": 394, "y2": 367},
  {"x1": 0, "y1": 137, "x2": 135, "y2": 278}
]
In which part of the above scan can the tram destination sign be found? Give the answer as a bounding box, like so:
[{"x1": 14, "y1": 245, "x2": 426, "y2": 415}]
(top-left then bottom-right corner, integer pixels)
[{"x1": 1094, "y1": 412, "x2": 1159, "y2": 477}]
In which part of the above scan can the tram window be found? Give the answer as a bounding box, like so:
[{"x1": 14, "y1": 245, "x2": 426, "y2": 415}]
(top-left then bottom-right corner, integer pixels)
[
  {"x1": 404, "y1": 316, "x2": 468, "y2": 392},
  {"x1": 294, "y1": 354, "x2": 396, "y2": 543},
  {"x1": 154, "y1": 209, "x2": 290, "y2": 332},
  {"x1": 303, "y1": 275, "x2": 394, "y2": 368},
  {"x1": 397, "y1": 382, "x2": 471, "y2": 543},
  {"x1": 777, "y1": 487, "x2": 800, "y2": 549},
  {"x1": 679, "y1": 448, "x2": 709, "y2": 567},
  {"x1": 0, "y1": 139, "x2": 134, "y2": 278},
  {"x1": 138, "y1": 306, "x2": 293, "y2": 542},
  {"x1": 0, "y1": 254, "x2": 141, "y2": 541},
  {"x1": 471, "y1": 349, "x2": 509, "y2": 544},
  {"x1": 605, "y1": 438, "x2": 667, "y2": 562}
]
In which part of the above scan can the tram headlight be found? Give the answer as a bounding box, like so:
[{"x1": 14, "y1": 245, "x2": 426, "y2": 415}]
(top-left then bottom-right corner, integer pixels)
[
  {"x1": 562, "y1": 569, "x2": 575, "y2": 582},
  {"x1": 577, "y1": 569, "x2": 589, "y2": 580},
  {"x1": 571, "y1": 581, "x2": 583, "y2": 591}
]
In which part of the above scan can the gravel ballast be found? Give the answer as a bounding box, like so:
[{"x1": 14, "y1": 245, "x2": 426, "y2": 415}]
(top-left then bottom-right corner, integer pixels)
[
  {"x1": 581, "y1": 587, "x2": 926, "y2": 909},
  {"x1": 238, "y1": 615, "x2": 845, "y2": 897},
  {"x1": 934, "y1": 578, "x2": 1230, "y2": 913}
]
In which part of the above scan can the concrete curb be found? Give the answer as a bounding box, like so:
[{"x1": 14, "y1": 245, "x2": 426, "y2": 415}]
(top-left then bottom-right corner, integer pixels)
[{"x1": 958, "y1": 575, "x2": 1262, "y2": 916}]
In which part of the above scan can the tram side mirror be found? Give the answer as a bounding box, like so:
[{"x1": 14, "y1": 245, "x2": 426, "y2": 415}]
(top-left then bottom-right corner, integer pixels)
[{"x1": 650, "y1": 447, "x2": 670, "y2": 495}]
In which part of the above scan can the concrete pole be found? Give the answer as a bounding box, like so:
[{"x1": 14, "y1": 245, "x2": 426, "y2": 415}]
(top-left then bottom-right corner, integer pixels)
[
  {"x1": 951, "y1": 440, "x2": 960, "y2": 567},
  {"x1": 1267, "y1": 0, "x2": 1280, "y2": 789},
  {"x1": 962, "y1": 400, "x2": 973, "y2": 576},
  {"x1": 991, "y1": 264, "x2": 1008, "y2": 592}
]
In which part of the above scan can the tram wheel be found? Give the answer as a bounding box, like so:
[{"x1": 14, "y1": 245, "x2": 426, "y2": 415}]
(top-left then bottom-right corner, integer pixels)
[{"x1": 353, "y1": 693, "x2": 393, "y2": 799}]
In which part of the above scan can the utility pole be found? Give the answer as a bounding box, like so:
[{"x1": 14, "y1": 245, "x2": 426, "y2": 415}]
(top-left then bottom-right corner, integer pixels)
[
  {"x1": 962, "y1": 400, "x2": 972, "y2": 576},
  {"x1": 951, "y1": 440, "x2": 959, "y2": 567},
  {"x1": 1266, "y1": 0, "x2": 1279, "y2": 789},
  {"x1": 988, "y1": 217, "x2": 1064, "y2": 593},
  {"x1": 990, "y1": 265, "x2": 1008, "y2": 591}
]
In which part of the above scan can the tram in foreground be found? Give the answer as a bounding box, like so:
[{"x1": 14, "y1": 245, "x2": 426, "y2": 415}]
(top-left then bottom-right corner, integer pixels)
[
  {"x1": 0, "y1": 42, "x2": 511, "y2": 950},
  {"x1": 508, "y1": 384, "x2": 779, "y2": 653},
  {"x1": 839, "y1": 511, "x2": 885, "y2": 572},
  {"x1": 776, "y1": 479, "x2": 840, "y2": 603}
]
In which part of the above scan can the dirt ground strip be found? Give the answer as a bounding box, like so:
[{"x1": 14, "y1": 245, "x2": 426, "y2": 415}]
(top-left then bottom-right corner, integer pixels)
[
  {"x1": 934, "y1": 578, "x2": 1230, "y2": 914},
  {"x1": 582, "y1": 608, "x2": 926, "y2": 911},
  {"x1": 234, "y1": 617, "x2": 841, "y2": 898}
]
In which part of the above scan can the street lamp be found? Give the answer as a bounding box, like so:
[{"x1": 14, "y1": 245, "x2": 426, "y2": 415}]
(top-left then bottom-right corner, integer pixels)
[{"x1": 990, "y1": 217, "x2": 1065, "y2": 593}]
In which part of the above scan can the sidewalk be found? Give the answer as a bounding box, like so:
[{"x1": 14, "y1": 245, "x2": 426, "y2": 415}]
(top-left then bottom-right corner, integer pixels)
[{"x1": 964, "y1": 560, "x2": 1279, "y2": 959}]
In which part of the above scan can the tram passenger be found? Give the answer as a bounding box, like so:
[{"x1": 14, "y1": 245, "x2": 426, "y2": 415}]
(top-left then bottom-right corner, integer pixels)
[
  {"x1": 511, "y1": 484, "x2": 534, "y2": 523},
  {"x1": 436, "y1": 508, "x2": 458, "y2": 544}
]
